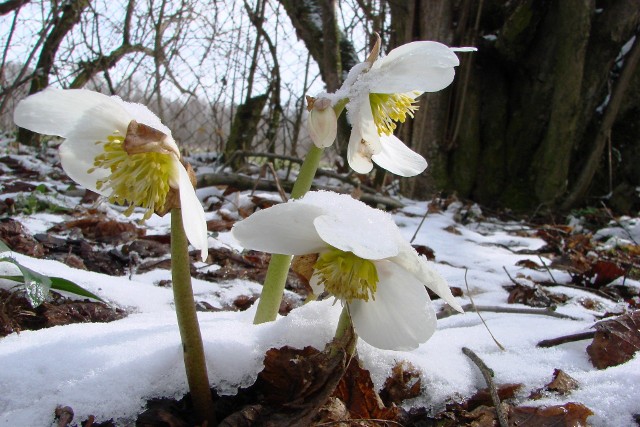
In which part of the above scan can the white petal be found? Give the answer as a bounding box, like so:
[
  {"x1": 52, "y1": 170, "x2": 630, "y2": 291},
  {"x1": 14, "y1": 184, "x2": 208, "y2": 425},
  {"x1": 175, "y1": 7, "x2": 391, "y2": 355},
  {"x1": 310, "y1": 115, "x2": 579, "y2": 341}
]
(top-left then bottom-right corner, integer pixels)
[
  {"x1": 307, "y1": 107, "x2": 337, "y2": 148},
  {"x1": 14, "y1": 88, "x2": 129, "y2": 138},
  {"x1": 176, "y1": 162, "x2": 209, "y2": 261},
  {"x1": 349, "y1": 259, "x2": 436, "y2": 350},
  {"x1": 58, "y1": 139, "x2": 108, "y2": 195},
  {"x1": 392, "y1": 243, "x2": 463, "y2": 312},
  {"x1": 357, "y1": 100, "x2": 381, "y2": 153},
  {"x1": 114, "y1": 97, "x2": 175, "y2": 144},
  {"x1": 347, "y1": 130, "x2": 374, "y2": 174},
  {"x1": 372, "y1": 134, "x2": 427, "y2": 177},
  {"x1": 370, "y1": 41, "x2": 460, "y2": 93},
  {"x1": 231, "y1": 202, "x2": 327, "y2": 255},
  {"x1": 313, "y1": 211, "x2": 400, "y2": 260}
]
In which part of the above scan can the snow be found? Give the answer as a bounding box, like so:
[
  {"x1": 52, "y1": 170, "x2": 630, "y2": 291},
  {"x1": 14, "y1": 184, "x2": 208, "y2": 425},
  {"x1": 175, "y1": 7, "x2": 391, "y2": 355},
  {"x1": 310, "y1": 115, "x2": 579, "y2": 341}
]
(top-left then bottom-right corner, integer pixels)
[{"x1": 0, "y1": 142, "x2": 639, "y2": 426}]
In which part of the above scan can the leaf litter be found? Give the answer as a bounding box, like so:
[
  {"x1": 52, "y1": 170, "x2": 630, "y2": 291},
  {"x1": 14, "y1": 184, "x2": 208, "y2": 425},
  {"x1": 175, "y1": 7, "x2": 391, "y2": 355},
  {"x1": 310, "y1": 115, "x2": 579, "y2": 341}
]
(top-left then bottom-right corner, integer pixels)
[{"x1": 0, "y1": 138, "x2": 638, "y2": 426}]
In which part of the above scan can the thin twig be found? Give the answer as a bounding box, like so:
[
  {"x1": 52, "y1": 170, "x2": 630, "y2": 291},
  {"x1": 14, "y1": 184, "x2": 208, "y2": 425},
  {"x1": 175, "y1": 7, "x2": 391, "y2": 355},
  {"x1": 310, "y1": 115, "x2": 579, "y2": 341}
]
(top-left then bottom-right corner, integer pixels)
[
  {"x1": 537, "y1": 255, "x2": 558, "y2": 284},
  {"x1": 538, "y1": 281, "x2": 618, "y2": 301},
  {"x1": 267, "y1": 162, "x2": 288, "y2": 202},
  {"x1": 462, "y1": 347, "x2": 509, "y2": 427},
  {"x1": 410, "y1": 207, "x2": 430, "y2": 244},
  {"x1": 465, "y1": 269, "x2": 505, "y2": 351},
  {"x1": 537, "y1": 331, "x2": 596, "y2": 348},
  {"x1": 438, "y1": 304, "x2": 579, "y2": 320},
  {"x1": 502, "y1": 266, "x2": 520, "y2": 286}
]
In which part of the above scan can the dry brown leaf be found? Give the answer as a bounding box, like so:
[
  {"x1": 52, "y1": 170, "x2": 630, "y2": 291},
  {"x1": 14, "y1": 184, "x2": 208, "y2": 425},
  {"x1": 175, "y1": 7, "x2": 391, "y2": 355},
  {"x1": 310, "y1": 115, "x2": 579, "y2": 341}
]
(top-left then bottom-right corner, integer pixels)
[
  {"x1": 508, "y1": 402, "x2": 593, "y2": 426},
  {"x1": 379, "y1": 361, "x2": 422, "y2": 406},
  {"x1": 530, "y1": 369, "x2": 579, "y2": 399},
  {"x1": 587, "y1": 311, "x2": 640, "y2": 369},
  {"x1": 333, "y1": 358, "x2": 400, "y2": 421}
]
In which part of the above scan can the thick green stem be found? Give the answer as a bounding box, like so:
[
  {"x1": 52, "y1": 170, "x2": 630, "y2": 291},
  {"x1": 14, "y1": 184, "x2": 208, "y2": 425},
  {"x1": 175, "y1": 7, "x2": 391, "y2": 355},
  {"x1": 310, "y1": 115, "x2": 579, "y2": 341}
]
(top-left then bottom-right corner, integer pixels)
[
  {"x1": 253, "y1": 146, "x2": 324, "y2": 324},
  {"x1": 252, "y1": 100, "x2": 347, "y2": 325},
  {"x1": 329, "y1": 306, "x2": 357, "y2": 358},
  {"x1": 171, "y1": 208, "x2": 216, "y2": 425}
]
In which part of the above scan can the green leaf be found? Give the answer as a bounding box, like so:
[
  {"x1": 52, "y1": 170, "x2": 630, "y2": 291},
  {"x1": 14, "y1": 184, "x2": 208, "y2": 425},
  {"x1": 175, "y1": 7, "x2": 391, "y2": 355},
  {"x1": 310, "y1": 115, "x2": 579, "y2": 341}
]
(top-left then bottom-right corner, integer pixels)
[
  {"x1": 0, "y1": 256, "x2": 51, "y2": 307},
  {"x1": 0, "y1": 239, "x2": 11, "y2": 253},
  {"x1": 49, "y1": 276, "x2": 104, "y2": 302},
  {"x1": 0, "y1": 274, "x2": 104, "y2": 303}
]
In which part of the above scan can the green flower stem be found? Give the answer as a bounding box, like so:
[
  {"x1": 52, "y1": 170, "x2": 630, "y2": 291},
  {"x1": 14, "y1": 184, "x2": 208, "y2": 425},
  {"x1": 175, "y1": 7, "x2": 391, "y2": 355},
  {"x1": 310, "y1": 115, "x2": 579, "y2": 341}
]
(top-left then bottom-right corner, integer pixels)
[
  {"x1": 170, "y1": 208, "x2": 216, "y2": 425},
  {"x1": 329, "y1": 306, "x2": 357, "y2": 358},
  {"x1": 253, "y1": 145, "x2": 323, "y2": 324},
  {"x1": 253, "y1": 100, "x2": 347, "y2": 325}
]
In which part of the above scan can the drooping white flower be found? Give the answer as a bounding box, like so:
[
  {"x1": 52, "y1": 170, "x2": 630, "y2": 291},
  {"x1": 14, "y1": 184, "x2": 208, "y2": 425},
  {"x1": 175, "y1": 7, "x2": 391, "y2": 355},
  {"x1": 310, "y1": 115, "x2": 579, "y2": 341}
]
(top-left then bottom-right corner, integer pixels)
[
  {"x1": 232, "y1": 191, "x2": 463, "y2": 351},
  {"x1": 342, "y1": 41, "x2": 474, "y2": 176},
  {"x1": 14, "y1": 88, "x2": 208, "y2": 261}
]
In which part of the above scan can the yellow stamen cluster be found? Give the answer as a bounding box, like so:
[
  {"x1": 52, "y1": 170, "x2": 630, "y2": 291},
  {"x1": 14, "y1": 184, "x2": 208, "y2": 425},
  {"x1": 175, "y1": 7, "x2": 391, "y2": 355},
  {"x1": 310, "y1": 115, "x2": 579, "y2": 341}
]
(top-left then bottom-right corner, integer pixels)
[
  {"x1": 313, "y1": 247, "x2": 379, "y2": 303},
  {"x1": 369, "y1": 92, "x2": 420, "y2": 136},
  {"x1": 89, "y1": 133, "x2": 174, "y2": 220}
]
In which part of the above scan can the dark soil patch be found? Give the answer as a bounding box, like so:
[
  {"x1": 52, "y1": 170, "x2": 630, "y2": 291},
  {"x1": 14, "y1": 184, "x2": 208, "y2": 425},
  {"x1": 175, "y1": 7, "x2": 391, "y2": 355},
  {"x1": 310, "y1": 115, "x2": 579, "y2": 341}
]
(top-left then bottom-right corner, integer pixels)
[{"x1": 0, "y1": 288, "x2": 126, "y2": 337}]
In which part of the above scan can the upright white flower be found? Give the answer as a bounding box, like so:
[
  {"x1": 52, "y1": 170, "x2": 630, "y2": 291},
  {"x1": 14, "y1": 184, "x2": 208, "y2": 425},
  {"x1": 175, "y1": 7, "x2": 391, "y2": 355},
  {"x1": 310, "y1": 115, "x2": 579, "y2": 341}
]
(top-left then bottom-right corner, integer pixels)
[
  {"x1": 232, "y1": 191, "x2": 463, "y2": 351},
  {"x1": 14, "y1": 88, "x2": 208, "y2": 261},
  {"x1": 342, "y1": 41, "x2": 474, "y2": 176}
]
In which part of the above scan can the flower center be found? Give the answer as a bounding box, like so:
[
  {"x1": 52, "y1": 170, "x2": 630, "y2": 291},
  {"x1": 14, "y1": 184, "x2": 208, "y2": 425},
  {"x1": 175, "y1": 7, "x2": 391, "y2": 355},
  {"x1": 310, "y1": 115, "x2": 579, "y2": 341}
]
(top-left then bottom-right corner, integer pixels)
[
  {"x1": 313, "y1": 247, "x2": 379, "y2": 303},
  {"x1": 88, "y1": 132, "x2": 174, "y2": 220},
  {"x1": 369, "y1": 92, "x2": 420, "y2": 136}
]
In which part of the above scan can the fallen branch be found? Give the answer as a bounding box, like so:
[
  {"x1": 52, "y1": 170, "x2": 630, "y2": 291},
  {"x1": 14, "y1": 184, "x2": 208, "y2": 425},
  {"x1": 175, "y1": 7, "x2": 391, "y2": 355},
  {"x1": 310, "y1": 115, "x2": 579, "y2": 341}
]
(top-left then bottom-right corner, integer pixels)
[
  {"x1": 232, "y1": 150, "x2": 379, "y2": 194},
  {"x1": 197, "y1": 172, "x2": 404, "y2": 209},
  {"x1": 462, "y1": 347, "x2": 509, "y2": 427},
  {"x1": 537, "y1": 331, "x2": 595, "y2": 348}
]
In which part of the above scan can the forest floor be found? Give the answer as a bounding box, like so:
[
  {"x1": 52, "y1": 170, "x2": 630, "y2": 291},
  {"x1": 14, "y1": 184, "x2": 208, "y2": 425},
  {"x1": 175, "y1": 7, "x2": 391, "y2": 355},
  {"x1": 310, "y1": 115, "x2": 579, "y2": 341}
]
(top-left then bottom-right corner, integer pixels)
[{"x1": 0, "y1": 136, "x2": 639, "y2": 427}]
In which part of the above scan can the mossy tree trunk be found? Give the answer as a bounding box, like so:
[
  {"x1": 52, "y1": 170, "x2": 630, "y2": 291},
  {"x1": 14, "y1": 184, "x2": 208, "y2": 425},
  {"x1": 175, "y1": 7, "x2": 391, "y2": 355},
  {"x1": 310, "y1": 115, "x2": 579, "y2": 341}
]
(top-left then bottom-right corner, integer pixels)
[{"x1": 389, "y1": 0, "x2": 640, "y2": 211}]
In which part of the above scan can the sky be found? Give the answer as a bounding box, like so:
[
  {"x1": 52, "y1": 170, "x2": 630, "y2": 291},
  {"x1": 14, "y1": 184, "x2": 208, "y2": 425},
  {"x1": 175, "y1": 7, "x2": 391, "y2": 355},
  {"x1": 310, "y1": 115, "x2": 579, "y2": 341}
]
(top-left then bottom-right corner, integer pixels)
[{"x1": 0, "y1": 136, "x2": 639, "y2": 426}]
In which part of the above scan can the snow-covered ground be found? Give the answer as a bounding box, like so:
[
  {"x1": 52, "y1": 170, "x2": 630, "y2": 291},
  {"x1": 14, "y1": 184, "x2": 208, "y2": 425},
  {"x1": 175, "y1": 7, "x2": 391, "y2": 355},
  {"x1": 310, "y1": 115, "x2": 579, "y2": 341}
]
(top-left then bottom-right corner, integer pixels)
[{"x1": 0, "y1": 139, "x2": 638, "y2": 426}]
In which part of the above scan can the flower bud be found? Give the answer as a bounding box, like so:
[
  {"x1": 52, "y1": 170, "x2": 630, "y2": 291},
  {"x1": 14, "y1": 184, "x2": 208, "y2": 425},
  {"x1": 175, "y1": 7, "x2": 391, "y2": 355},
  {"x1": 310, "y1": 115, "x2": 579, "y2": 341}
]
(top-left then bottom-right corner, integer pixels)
[{"x1": 307, "y1": 98, "x2": 337, "y2": 148}]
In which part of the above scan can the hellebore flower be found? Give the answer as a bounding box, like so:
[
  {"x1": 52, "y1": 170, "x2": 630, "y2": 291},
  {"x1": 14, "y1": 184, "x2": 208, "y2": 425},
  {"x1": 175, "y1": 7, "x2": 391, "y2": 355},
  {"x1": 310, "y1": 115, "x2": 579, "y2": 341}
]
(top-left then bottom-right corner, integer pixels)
[
  {"x1": 14, "y1": 88, "x2": 208, "y2": 261},
  {"x1": 232, "y1": 191, "x2": 463, "y2": 350},
  {"x1": 342, "y1": 41, "x2": 473, "y2": 176}
]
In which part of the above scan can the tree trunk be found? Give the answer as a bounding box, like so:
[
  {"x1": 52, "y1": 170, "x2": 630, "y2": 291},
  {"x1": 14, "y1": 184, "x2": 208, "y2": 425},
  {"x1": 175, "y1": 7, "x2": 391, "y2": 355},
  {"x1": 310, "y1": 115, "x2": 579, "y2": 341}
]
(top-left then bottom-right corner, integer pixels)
[
  {"x1": 387, "y1": 0, "x2": 640, "y2": 211},
  {"x1": 16, "y1": 0, "x2": 90, "y2": 146}
]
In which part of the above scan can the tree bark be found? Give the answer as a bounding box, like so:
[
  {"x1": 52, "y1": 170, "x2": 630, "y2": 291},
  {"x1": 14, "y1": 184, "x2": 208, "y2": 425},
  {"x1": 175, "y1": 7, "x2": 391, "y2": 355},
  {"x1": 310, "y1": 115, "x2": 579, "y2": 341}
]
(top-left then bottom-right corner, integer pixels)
[{"x1": 16, "y1": 0, "x2": 90, "y2": 146}]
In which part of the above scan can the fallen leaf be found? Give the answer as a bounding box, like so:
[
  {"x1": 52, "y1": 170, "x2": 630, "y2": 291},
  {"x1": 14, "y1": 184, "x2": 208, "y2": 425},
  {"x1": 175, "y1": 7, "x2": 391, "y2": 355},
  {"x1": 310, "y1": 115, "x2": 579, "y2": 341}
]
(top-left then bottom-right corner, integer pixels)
[
  {"x1": 587, "y1": 311, "x2": 640, "y2": 369},
  {"x1": 0, "y1": 219, "x2": 46, "y2": 257},
  {"x1": 508, "y1": 402, "x2": 593, "y2": 426},
  {"x1": 333, "y1": 358, "x2": 400, "y2": 421},
  {"x1": 530, "y1": 369, "x2": 579, "y2": 399},
  {"x1": 379, "y1": 361, "x2": 422, "y2": 406}
]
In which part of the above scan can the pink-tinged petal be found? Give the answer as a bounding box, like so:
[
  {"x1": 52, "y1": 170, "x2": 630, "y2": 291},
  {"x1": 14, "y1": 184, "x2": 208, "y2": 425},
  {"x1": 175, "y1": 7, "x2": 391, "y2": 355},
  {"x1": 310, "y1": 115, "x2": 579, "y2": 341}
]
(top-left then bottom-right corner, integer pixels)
[
  {"x1": 370, "y1": 42, "x2": 460, "y2": 94},
  {"x1": 372, "y1": 134, "x2": 427, "y2": 177},
  {"x1": 176, "y1": 162, "x2": 209, "y2": 261},
  {"x1": 392, "y1": 243, "x2": 464, "y2": 312},
  {"x1": 347, "y1": 130, "x2": 374, "y2": 174},
  {"x1": 307, "y1": 106, "x2": 337, "y2": 148},
  {"x1": 231, "y1": 202, "x2": 327, "y2": 255},
  {"x1": 349, "y1": 259, "x2": 436, "y2": 350},
  {"x1": 14, "y1": 88, "x2": 129, "y2": 138}
]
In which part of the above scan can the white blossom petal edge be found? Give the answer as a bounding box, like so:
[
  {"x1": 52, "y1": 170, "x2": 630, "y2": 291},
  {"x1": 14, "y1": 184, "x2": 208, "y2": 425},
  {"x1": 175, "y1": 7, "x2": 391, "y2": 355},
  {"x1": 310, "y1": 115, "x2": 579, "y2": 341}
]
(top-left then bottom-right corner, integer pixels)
[
  {"x1": 341, "y1": 41, "x2": 472, "y2": 176},
  {"x1": 14, "y1": 88, "x2": 208, "y2": 261},
  {"x1": 232, "y1": 191, "x2": 463, "y2": 350}
]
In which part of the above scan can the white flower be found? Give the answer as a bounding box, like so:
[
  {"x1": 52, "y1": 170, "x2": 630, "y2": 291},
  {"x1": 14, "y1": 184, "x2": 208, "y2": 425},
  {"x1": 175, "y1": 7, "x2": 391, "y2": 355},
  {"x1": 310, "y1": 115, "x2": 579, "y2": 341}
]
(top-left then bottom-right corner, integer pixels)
[
  {"x1": 232, "y1": 191, "x2": 463, "y2": 351},
  {"x1": 343, "y1": 41, "x2": 473, "y2": 176},
  {"x1": 14, "y1": 88, "x2": 208, "y2": 261}
]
